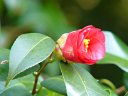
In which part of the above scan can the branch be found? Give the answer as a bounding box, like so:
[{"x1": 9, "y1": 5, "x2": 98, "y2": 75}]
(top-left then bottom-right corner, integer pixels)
[
  {"x1": 32, "y1": 62, "x2": 48, "y2": 95},
  {"x1": 32, "y1": 53, "x2": 53, "y2": 95}
]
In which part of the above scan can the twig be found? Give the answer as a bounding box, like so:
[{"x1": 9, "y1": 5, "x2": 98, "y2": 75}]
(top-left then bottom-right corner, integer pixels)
[
  {"x1": 32, "y1": 53, "x2": 53, "y2": 95},
  {"x1": 32, "y1": 62, "x2": 49, "y2": 95}
]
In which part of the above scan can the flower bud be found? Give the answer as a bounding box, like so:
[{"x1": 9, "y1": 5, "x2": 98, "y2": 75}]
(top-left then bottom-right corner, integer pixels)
[
  {"x1": 56, "y1": 25, "x2": 105, "y2": 65},
  {"x1": 55, "y1": 33, "x2": 68, "y2": 62}
]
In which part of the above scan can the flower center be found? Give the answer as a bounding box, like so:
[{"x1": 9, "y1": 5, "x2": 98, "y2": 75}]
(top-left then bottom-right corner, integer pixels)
[{"x1": 84, "y1": 39, "x2": 90, "y2": 52}]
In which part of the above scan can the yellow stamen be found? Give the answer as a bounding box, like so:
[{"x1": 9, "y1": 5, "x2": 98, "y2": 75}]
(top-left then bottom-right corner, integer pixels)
[{"x1": 84, "y1": 39, "x2": 90, "y2": 52}]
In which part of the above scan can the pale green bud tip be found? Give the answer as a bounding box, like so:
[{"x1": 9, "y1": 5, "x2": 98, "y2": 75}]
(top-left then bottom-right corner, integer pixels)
[{"x1": 55, "y1": 33, "x2": 68, "y2": 62}]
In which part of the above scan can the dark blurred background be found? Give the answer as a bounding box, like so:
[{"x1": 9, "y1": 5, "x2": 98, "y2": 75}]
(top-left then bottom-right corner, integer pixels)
[{"x1": 0, "y1": 0, "x2": 128, "y2": 91}]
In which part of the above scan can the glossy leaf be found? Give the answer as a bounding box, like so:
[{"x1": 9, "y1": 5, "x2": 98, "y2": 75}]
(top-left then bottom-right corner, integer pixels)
[
  {"x1": 44, "y1": 60, "x2": 61, "y2": 76},
  {"x1": 47, "y1": 90, "x2": 65, "y2": 96},
  {"x1": 0, "y1": 80, "x2": 31, "y2": 96},
  {"x1": 18, "y1": 74, "x2": 38, "y2": 91},
  {"x1": 14, "y1": 64, "x2": 40, "y2": 79},
  {"x1": 0, "y1": 74, "x2": 42, "y2": 96},
  {"x1": 98, "y1": 31, "x2": 128, "y2": 72},
  {"x1": 0, "y1": 48, "x2": 37, "y2": 81},
  {"x1": 36, "y1": 87, "x2": 48, "y2": 96},
  {"x1": 41, "y1": 75, "x2": 118, "y2": 96},
  {"x1": 6, "y1": 33, "x2": 55, "y2": 85},
  {"x1": 41, "y1": 76, "x2": 66, "y2": 95},
  {"x1": 0, "y1": 63, "x2": 39, "y2": 81},
  {"x1": 60, "y1": 62, "x2": 108, "y2": 96},
  {"x1": 37, "y1": 87, "x2": 64, "y2": 96}
]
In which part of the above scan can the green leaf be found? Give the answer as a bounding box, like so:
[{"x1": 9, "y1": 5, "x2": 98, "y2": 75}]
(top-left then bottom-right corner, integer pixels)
[
  {"x1": 100, "y1": 84, "x2": 117, "y2": 96},
  {"x1": 47, "y1": 90, "x2": 65, "y2": 96},
  {"x1": 60, "y1": 62, "x2": 109, "y2": 96},
  {"x1": 41, "y1": 76, "x2": 66, "y2": 95},
  {"x1": 37, "y1": 87, "x2": 64, "y2": 96},
  {"x1": 98, "y1": 31, "x2": 128, "y2": 72},
  {"x1": 124, "y1": 73, "x2": 128, "y2": 90},
  {"x1": 0, "y1": 80, "x2": 31, "y2": 96},
  {"x1": 6, "y1": 33, "x2": 55, "y2": 86},
  {"x1": 18, "y1": 74, "x2": 37, "y2": 91},
  {"x1": 100, "y1": 79, "x2": 116, "y2": 92},
  {"x1": 0, "y1": 48, "x2": 10, "y2": 64},
  {"x1": 14, "y1": 64, "x2": 40, "y2": 79},
  {"x1": 0, "y1": 48, "x2": 9, "y2": 81},
  {"x1": 36, "y1": 87, "x2": 48, "y2": 96},
  {"x1": 0, "y1": 64, "x2": 8, "y2": 81},
  {"x1": 44, "y1": 60, "x2": 61, "y2": 76},
  {"x1": 0, "y1": 63, "x2": 39, "y2": 81}
]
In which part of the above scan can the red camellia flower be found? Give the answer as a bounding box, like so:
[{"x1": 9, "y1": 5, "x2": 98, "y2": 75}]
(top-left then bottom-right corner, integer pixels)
[{"x1": 56, "y1": 25, "x2": 105, "y2": 65}]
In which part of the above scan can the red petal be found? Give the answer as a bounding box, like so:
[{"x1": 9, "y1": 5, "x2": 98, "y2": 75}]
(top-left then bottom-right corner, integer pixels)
[
  {"x1": 61, "y1": 25, "x2": 105, "y2": 64},
  {"x1": 62, "y1": 30, "x2": 82, "y2": 62}
]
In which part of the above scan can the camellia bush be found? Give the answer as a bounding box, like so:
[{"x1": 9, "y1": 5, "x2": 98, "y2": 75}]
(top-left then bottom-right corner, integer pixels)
[{"x1": 0, "y1": 24, "x2": 128, "y2": 96}]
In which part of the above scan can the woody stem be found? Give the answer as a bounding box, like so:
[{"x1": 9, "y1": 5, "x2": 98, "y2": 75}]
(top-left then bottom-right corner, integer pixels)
[{"x1": 32, "y1": 62, "x2": 48, "y2": 95}]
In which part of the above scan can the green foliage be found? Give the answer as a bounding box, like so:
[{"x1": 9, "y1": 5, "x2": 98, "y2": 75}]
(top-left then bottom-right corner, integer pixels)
[
  {"x1": 2, "y1": 31, "x2": 127, "y2": 95},
  {"x1": 37, "y1": 87, "x2": 64, "y2": 96},
  {"x1": 4, "y1": 0, "x2": 73, "y2": 40},
  {"x1": 124, "y1": 73, "x2": 128, "y2": 90},
  {"x1": 1, "y1": 0, "x2": 128, "y2": 95},
  {"x1": 0, "y1": 64, "x2": 8, "y2": 81},
  {"x1": 100, "y1": 85, "x2": 117, "y2": 96},
  {"x1": 41, "y1": 75, "x2": 119, "y2": 96},
  {"x1": 18, "y1": 74, "x2": 38, "y2": 91},
  {"x1": 44, "y1": 60, "x2": 61, "y2": 76},
  {"x1": 98, "y1": 31, "x2": 128, "y2": 72},
  {"x1": 14, "y1": 64, "x2": 40, "y2": 79},
  {"x1": 41, "y1": 76, "x2": 66, "y2": 95},
  {"x1": 0, "y1": 84, "x2": 31, "y2": 96},
  {"x1": 6, "y1": 33, "x2": 55, "y2": 86},
  {"x1": 0, "y1": 75, "x2": 32, "y2": 96},
  {"x1": 0, "y1": 48, "x2": 40, "y2": 81},
  {"x1": 0, "y1": 48, "x2": 10, "y2": 81},
  {"x1": 60, "y1": 62, "x2": 109, "y2": 96},
  {"x1": 100, "y1": 79, "x2": 116, "y2": 92},
  {"x1": 0, "y1": 48, "x2": 10, "y2": 64}
]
